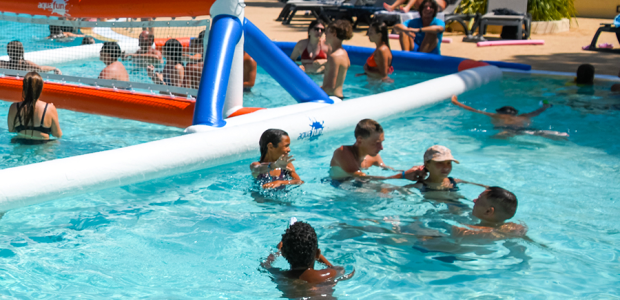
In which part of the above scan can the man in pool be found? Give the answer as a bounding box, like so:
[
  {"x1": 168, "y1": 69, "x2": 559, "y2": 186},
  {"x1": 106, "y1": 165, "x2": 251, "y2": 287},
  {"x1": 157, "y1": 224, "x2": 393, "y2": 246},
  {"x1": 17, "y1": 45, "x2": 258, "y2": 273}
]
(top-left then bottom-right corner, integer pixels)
[
  {"x1": 451, "y1": 187, "x2": 527, "y2": 239},
  {"x1": 330, "y1": 119, "x2": 426, "y2": 181},
  {"x1": 123, "y1": 30, "x2": 163, "y2": 67},
  {"x1": 99, "y1": 42, "x2": 129, "y2": 82},
  {"x1": 451, "y1": 95, "x2": 569, "y2": 140}
]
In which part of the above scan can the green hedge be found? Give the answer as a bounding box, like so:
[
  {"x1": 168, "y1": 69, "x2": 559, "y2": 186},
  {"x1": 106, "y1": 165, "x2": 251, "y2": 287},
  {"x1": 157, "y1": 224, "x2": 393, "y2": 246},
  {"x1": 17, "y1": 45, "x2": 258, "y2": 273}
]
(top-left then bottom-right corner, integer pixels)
[{"x1": 455, "y1": 0, "x2": 576, "y2": 21}]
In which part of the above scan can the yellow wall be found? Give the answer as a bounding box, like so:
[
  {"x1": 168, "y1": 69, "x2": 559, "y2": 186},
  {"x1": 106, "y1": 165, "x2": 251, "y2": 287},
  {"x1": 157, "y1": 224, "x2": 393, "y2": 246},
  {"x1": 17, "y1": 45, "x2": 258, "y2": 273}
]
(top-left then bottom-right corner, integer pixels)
[{"x1": 574, "y1": 0, "x2": 620, "y2": 19}]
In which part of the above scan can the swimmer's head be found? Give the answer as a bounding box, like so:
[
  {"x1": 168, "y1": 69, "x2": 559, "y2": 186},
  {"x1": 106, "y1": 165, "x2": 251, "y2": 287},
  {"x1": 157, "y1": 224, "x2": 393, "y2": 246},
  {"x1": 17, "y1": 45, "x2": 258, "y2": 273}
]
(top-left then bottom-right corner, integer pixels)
[
  {"x1": 189, "y1": 38, "x2": 203, "y2": 53},
  {"x1": 259, "y1": 129, "x2": 290, "y2": 162},
  {"x1": 7, "y1": 40, "x2": 24, "y2": 61},
  {"x1": 473, "y1": 187, "x2": 518, "y2": 223},
  {"x1": 575, "y1": 64, "x2": 595, "y2": 85},
  {"x1": 81, "y1": 36, "x2": 95, "y2": 45},
  {"x1": 419, "y1": 0, "x2": 439, "y2": 19},
  {"x1": 163, "y1": 38, "x2": 183, "y2": 64},
  {"x1": 16, "y1": 72, "x2": 44, "y2": 129},
  {"x1": 281, "y1": 221, "x2": 320, "y2": 270},
  {"x1": 326, "y1": 20, "x2": 353, "y2": 44},
  {"x1": 49, "y1": 25, "x2": 63, "y2": 36},
  {"x1": 495, "y1": 106, "x2": 518, "y2": 115},
  {"x1": 423, "y1": 145, "x2": 459, "y2": 178},
  {"x1": 354, "y1": 119, "x2": 384, "y2": 157},
  {"x1": 100, "y1": 41, "x2": 122, "y2": 61},
  {"x1": 139, "y1": 30, "x2": 155, "y2": 47},
  {"x1": 368, "y1": 21, "x2": 390, "y2": 49},
  {"x1": 307, "y1": 20, "x2": 326, "y2": 40}
]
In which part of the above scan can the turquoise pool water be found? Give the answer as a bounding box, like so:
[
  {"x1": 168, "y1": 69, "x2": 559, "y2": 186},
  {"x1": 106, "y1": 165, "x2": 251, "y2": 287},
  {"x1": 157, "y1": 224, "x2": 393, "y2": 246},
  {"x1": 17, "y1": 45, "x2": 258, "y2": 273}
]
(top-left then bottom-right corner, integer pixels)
[{"x1": 1, "y1": 66, "x2": 619, "y2": 298}]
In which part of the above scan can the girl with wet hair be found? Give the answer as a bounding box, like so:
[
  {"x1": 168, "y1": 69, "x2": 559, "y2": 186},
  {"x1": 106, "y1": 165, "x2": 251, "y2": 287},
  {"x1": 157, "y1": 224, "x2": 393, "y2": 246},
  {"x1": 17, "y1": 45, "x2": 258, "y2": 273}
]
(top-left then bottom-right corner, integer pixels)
[
  {"x1": 358, "y1": 21, "x2": 393, "y2": 82},
  {"x1": 7, "y1": 72, "x2": 63, "y2": 143},
  {"x1": 1, "y1": 41, "x2": 61, "y2": 74},
  {"x1": 250, "y1": 129, "x2": 304, "y2": 189},
  {"x1": 147, "y1": 38, "x2": 185, "y2": 87},
  {"x1": 289, "y1": 20, "x2": 329, "y2": 74}
]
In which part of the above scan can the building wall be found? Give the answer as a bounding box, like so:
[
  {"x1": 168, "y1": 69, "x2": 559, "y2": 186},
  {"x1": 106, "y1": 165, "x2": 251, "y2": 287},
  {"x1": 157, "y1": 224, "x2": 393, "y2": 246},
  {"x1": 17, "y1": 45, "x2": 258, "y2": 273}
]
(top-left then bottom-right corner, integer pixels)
[{"x1": 574, "y1": 0, "x2": 620, "y2": 19}]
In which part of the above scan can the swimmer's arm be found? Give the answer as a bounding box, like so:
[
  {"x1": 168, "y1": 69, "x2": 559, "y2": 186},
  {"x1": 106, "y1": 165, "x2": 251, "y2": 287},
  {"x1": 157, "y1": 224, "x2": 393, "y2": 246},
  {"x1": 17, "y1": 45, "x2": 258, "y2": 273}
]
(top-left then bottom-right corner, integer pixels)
[
  {"x1": 26, "y1": 61, "x2": 61, "y2": 74},
  {"x1": 48, "y1": 104, "x2": 62, "y2": 138},
  {"x1": 321, "y1": 56, "x2": 338, "y2": 93},
  {"x1": 418, "y1": 24, "x2": 445, "y2": 34},
  {"x1": 451, "y1": 95, "x2": 494, "y2": 116},
  {"x1": 243, "y1": 54, "x2": 257, "y2": 89},
  {"x1": 7, "y1": 103, "x2": 16, "y2": 132},
  {"x1": 147, "y1": 65, "x2": 165, "y2": 85},
  {"x1": 63, "y1": 32, "x2": 84, "y2": 37},
  {"x1": 182, "y1": 53, "x2": 202, "y2": 63},
  {"x1": 290, "y1": 41, "x2": 305, "y2": 61},
  {"x1": 250, "y1": 162, "x2": 271, "y2": 178},
  {"x1": 261, "y1": 242, "x2": 282, "y2": 269},
  {"x1": 371, "y1": 154, "x2": 395, "y2": 171},
  {"x1": 128, "y1": 52, "x2": 164, "y2": 64},
  {"x1": 520, "y1": 104, "x2": 551, "y2": 118},
  {"x1": 317, "y1": 252, "x2": 333, "y2": 267},
  {"x1": 453, "y1": 178, "x2": 488, "y2": 188}
]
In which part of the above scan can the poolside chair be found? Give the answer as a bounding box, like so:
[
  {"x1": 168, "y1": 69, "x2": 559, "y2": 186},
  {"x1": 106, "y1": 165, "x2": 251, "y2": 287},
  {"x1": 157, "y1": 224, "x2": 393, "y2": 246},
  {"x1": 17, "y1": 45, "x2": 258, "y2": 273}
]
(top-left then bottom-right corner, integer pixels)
[
  {"x1": 472, "y1": 0, "x2": 531, "y2": 41},
  {"x1": 276, "y1": 0, "x2": 342, "y2": 25},
  {"x1": 443, "y1": 0, "x2": 479, "y2": 38},
  {"x1": 585, "y1": 22, "x2": 620, "y2": 54},
  {"x1": 320, "y1": 0, "x2": 394, "y2": 29}
]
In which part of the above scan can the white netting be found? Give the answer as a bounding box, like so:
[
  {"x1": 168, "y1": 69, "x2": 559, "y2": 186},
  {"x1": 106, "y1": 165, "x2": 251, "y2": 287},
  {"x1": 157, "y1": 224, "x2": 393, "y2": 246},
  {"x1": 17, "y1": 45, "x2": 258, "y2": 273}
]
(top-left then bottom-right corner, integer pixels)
[{"x1": 0, "y1": 14, "x2": 210, "y2": 97}]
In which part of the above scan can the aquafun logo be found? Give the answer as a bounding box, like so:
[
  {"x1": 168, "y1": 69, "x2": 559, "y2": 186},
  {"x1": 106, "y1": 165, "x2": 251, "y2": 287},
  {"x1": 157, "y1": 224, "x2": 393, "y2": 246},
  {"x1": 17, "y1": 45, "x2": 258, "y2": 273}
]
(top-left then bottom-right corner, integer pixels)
[
  {"x1": 298, "y1": 119, "x2": 324, "y2": 141},
  {"x1": 38, "y1": 0, "x2": 69, "y2": 16}
]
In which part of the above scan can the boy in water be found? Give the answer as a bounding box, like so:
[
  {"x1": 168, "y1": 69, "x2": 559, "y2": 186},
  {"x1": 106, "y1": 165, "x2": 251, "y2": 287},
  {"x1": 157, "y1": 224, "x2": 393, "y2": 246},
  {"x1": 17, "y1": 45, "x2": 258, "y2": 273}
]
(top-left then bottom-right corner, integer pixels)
[
  {"x1": 451, "y1": 95, "x2": 568, "y2": 140},
  {"x1": 452, "y1": 187, "x2": 527, "y2": 239},
  {"x1": 99, "y1": 42, "x2": 129, "y2": 82},
  {"x1": 262, "y1": 220, "x2": 353, "y2": 289}
]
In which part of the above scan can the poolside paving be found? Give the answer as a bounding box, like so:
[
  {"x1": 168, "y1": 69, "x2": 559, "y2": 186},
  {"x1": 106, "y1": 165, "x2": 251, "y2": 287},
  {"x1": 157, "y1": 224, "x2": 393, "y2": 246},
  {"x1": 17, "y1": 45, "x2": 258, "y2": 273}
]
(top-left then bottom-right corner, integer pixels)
[{"x1": 245, "y1": 0, "x2": 619, "y2": 76}]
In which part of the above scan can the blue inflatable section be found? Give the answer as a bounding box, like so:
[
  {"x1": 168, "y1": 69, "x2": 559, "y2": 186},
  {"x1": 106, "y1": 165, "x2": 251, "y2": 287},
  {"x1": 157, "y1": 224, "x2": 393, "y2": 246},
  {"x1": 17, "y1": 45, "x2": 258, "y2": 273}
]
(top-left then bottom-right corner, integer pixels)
[
  {"x1": 276, "y1": 42, "x2": 531, "y2": 74},
  {"x1": 192, "y1": 15, "x2": 243, "y2": 127},
  {"x1": 244, "y1": 19, "x2": 333, "y2": 104}
]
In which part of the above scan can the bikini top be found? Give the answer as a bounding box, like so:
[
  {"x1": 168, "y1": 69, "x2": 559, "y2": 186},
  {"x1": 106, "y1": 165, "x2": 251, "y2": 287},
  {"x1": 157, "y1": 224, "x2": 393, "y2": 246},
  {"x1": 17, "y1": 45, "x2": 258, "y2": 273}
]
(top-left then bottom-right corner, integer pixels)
[
  {"x1": 301, "y1": 47, "x2": 327, "y2": 61},
  {"x1": 420, "y1": 177, "x2": 459, "y2": 192},
  {"x1": 14, "y1": 103, "x2": 52, "y2": 135},
  {"x1": 256, "y1": 168, "x2": 292, "y2": 183},
  {"x1": 366, "y1": 53, "x2": 394, "y2": 75}
]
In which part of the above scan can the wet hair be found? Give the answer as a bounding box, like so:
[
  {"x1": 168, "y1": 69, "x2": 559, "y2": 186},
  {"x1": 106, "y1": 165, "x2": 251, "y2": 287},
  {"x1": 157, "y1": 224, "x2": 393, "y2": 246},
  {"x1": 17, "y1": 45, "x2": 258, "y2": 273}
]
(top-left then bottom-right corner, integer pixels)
[
  {"x1": 259, "y1": 129, "x2": 289, "y2": 162},
  {"x1": 485, "y1": 187, "x2": 518, "y2": 220},
  {"x1": 163, "y1": 39, "x2": 184, "y2": 64},
  {"x1": 576, "y1": 63, "x2": 595, "y2": 85},
  {"x1": 139, "y1": 31, "x2": 155, "y2": 43},
  {"x1": 419, "y1": 0, "x2": 439, "y2": 18},
  {"x1": 307, "y1": 20, "x2": 326, "y2": 39},
  {"x1": 81, "y1": 36, "x2": 95, "y2": 45},
  {"x1": 49, "y1": 25, "x2": 63, "y2": 36},
  {"x1": 198, "y1": 30, "x2": 206, "y2": 43},
  {"x1": 101, "y1": 41, "x2": 122, "y2": 61},
  {"x1": 13, "y1": 72, "x2": 44, "y2": 135},
  {"x1": 7, "y1": 40, "x2": 24, "y2": 61},
  {"x1": 369, "y1": 21, "x2": 390, "y2": 50},
  {"x1": 495, "y1": 106, "x2": 519, "y2": 115},
  {"x1": 328, "y1": 19, "x2": 353, "y2": 41},
  {"x1": 281, "y1": 221, "x2": 318, "y2": 269},
  {"x1": 354, "y1": 119, "x2": 383, "y2": 139}
]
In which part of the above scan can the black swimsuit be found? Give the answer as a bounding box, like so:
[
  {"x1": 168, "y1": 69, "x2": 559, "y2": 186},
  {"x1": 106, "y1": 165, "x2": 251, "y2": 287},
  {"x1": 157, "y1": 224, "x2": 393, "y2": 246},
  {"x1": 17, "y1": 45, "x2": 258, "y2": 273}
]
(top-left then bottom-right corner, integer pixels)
[
  {"x1": 420, "y1": 177, "x2": 459, "y2": 192},
  {"x1": 14, "y1": 103, "x2": 52, "y2": 135}
]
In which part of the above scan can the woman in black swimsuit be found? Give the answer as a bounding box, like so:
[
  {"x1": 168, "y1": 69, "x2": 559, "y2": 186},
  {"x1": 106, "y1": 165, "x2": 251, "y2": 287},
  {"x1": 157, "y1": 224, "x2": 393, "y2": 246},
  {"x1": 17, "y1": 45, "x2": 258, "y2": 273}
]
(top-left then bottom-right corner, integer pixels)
[
  {"x1": 7, "y1": 72, "x2": 63, "y2": 143},
  {"x1": 250, "y1": 129, "x2": 304, "y2": 189}
]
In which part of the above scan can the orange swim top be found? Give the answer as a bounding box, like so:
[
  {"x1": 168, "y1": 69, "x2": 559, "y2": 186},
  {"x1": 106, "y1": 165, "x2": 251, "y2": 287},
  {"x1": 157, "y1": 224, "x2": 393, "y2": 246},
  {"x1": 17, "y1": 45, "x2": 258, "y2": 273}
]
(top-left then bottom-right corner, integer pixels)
[{"x1": 366, "y1": 53, "x2": 394, "y2": 75}]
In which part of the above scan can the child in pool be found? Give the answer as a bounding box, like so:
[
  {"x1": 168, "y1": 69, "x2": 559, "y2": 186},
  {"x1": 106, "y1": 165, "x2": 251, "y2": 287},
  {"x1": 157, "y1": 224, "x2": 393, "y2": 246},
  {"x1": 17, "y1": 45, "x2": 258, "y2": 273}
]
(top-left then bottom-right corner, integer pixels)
[
  {"x1": 261, "y1": 220, "x2": 354, "y2": 285},
  {"x1": 250, "y1": 129, "x2": 304, "y2": 189},
  {"x1": 451, "y1": 187, "x2": 527, "y2": 239}
]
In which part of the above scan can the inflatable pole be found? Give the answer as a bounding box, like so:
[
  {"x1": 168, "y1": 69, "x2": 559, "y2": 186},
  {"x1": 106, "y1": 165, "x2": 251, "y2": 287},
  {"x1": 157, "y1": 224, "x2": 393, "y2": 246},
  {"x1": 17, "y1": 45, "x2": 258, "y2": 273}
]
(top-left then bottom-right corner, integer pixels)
[
  {"x1": 244, "y1": 19, "x2": 332, "y2": 104},
  {"x1": 191, "y1": 0, "x2": 244, "y2": 127}
]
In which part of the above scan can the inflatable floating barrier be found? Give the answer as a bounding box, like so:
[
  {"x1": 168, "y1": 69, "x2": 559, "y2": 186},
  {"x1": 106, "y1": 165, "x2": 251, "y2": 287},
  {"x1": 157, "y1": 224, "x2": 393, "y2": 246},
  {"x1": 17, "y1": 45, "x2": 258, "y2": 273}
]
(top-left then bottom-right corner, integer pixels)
[{"x1": 477, "y1": 40, "x2": 545, "y2": 47}]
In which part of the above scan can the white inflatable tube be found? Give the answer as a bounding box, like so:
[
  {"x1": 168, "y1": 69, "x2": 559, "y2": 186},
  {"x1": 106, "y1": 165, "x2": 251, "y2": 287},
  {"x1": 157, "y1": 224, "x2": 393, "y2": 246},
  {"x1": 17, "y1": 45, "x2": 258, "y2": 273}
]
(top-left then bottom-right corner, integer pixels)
[
  {"x1": 0, "y1": 41, "x2": 139, "y2": 66},
  {"x1": 0, "y1": 66, "x2": 502, "y2": 211}
]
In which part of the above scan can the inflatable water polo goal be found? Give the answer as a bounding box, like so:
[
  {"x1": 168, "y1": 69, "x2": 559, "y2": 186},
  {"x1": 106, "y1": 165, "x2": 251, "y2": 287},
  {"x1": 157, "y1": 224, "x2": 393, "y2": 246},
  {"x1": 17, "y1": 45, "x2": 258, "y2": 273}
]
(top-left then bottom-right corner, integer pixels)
[{"x1": 0, "y1": 0, "x2": 527, "y2": 211}]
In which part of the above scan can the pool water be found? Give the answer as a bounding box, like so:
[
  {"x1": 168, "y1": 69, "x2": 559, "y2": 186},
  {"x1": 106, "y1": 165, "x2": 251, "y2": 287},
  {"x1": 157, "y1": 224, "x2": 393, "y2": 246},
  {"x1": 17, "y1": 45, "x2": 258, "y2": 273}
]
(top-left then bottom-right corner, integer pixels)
[{"x1": 1, "y1": 69, "x2": 619, "y2": 298}]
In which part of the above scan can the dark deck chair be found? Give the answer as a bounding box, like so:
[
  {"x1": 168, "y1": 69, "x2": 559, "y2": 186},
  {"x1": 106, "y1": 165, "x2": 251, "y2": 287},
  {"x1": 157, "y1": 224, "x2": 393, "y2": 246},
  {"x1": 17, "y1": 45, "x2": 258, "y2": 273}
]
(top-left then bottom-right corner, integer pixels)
[
  {"x1": 586, "y1": 23, "x2": 620, "y2": 54},
  {"x1": 443, "y1": 0, "x2": 479, "y2": 38},
  {"x1": 473, "y1": 0, "x2": 532, "y2": 41},
  {"x1": 276, "y1": 0, "x2": 341, "y2": 25},
  {"x1": 321, "y1": 0, "x2": 394, "y2": 29}
]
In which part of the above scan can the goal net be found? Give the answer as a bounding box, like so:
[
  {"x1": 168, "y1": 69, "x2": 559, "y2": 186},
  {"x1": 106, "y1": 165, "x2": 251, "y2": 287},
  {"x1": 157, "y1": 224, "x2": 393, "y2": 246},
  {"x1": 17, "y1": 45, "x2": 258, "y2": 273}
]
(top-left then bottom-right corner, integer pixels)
[{"x1": 0, "y1": 14, "x2": 210, "y2": 97}]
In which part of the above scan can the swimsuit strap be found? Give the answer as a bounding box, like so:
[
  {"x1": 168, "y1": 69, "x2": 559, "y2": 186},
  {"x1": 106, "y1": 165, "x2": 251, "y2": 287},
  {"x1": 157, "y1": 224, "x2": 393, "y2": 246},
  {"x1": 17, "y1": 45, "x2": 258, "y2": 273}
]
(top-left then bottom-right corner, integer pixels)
[{"x1": 40, "y1": 103, "x2": 49, "y2": 126}]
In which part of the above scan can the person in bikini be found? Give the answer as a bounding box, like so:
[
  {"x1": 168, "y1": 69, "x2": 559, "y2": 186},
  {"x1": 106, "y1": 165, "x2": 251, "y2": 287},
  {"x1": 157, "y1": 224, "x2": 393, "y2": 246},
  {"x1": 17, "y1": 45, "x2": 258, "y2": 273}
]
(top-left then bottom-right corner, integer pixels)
[
  {"x1": 123, "y1": 30, "x2": 163, "y2": 68},
  {"x1": 99, "y1": 42, "x2": 129, "y2": 82},
  {"x1": 250, "y1": 129, "x2": 303, "y2": 189},
  {"x1": 451, "y1": 95, "x2": 569, "y2": 140},
  {"x1": 322, "y1": 20, "x2": 353, "y2": 100},
  {"x1": 289, "y1": 20, "x2": 329, "y2": 74},
  {"x1": 330, "y1": 119, "x2": 426, "y2": 182},
  {"x1": 1, "y1": 41, "x2": 61, "y2": 75},
  {"x1": 393, "y1": 0, "x2": 445, "y2": 54},
  {"x1": 357, "y1": 21, "x2": 393, "y2": 83},
  {"x1": 7, "y1": 72, "x2": 62, "y2": 144}
]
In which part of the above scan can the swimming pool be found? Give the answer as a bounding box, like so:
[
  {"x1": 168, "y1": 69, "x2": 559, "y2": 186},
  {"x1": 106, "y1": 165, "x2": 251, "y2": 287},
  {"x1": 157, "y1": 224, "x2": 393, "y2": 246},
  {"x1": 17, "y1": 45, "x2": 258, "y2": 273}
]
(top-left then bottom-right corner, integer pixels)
[{"x1": 0, "y1": 69, "x2": 618, "y2": 298}]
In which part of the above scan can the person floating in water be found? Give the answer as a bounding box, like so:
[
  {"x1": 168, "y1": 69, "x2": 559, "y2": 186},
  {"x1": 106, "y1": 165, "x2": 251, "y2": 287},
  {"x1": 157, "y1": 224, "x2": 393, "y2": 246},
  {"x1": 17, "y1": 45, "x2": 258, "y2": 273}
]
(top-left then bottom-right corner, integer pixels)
[
  {"x1": 407, "y1": 145, "x2": 486, "y2": 201},
  {"x1": 99, "y1": 42, "x2": 129, "y2": 82},
  {"x1": 330, "y1": 119, "x2": 426, "y2": 181},
  {"x1": 250, "y1": 129, "x2": 304, "y2": 189},
  {"x1": 123, "y1": 30, "x2": 163, "y2": 68},
  {"x1": 451, "y1": 187, "x2": 527, "y2": 239},
  {"x1": 261, "y1": 219, "x2": 354, "y2": 299},
  {"x1": 451, "y1": 95, "x2": 569, "y2": 140}
]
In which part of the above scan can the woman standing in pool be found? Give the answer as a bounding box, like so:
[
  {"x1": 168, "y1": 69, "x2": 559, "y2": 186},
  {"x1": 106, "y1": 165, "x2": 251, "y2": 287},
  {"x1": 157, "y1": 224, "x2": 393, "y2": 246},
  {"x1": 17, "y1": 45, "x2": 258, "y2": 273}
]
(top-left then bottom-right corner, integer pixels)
[
  {"x1": 250, "y1": 129, "x2": 304, "y2": 189},
  {"x1": 358, "y1": 21, "x2": 393, "y2": 82},
  {"x1": 289, "y1": 20, "x2": 330, "y2": 74},
  {"x1": 7, "y1": 72, "x2": 62, "y2": 142},
  {"x1": 322, "y1": 20, "x2": 353, "y2": 100},
  {"x1": 1, "y1": 41, "x2": 61, "y2": 75},
  {"x1": 147, "y1": 39, "x2": 185, "y2": 87},
  {"x1": 393, "y1": 0, "x2": 445, "y2": 54}
]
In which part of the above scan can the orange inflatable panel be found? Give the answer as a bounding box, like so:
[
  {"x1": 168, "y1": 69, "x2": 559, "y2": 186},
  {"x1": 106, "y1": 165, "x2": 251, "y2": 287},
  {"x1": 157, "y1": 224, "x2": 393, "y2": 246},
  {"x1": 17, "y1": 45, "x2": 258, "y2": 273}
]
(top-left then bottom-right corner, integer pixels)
[
  {"x1": 0, "y1": 0, "x2": 214, "y2": 18},
  {"x1": 154, "y1": 37, "x2": 192, "y2": 52}
]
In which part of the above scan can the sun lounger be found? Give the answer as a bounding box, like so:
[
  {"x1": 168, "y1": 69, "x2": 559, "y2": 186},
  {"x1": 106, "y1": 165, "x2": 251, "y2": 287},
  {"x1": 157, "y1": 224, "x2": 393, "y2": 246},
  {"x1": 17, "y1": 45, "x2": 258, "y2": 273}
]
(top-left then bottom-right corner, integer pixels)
[
  {"x1": 585, "y1": 23, "x2": 620, "y2": 53},
  {"x1": 472, "y1": 0, "x2": 531, "y2": 41},
  {"x1": 276, "y1": 0, "x2": 342, "y2": 25}
]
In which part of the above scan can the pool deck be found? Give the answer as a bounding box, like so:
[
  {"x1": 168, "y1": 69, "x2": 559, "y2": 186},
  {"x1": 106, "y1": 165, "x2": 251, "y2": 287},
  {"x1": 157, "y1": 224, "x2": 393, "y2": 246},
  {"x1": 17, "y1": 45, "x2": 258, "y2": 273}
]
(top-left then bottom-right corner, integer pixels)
[{"x1": 246, "y1": 0, "x2": 620, "y2": 76}]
